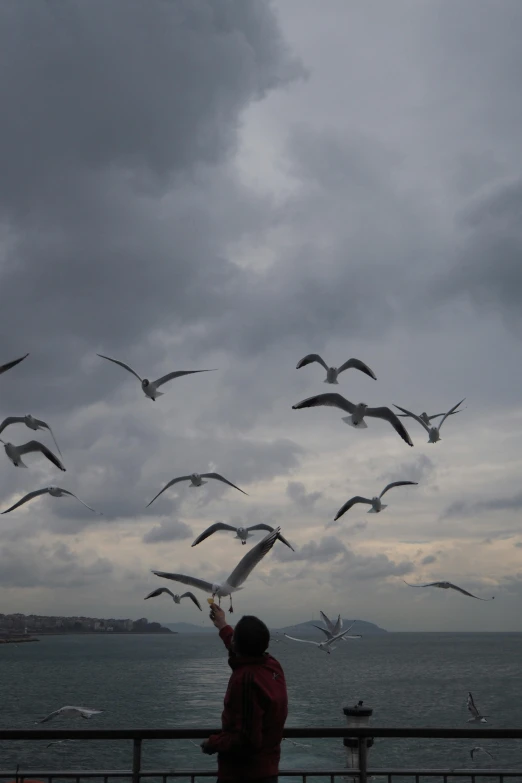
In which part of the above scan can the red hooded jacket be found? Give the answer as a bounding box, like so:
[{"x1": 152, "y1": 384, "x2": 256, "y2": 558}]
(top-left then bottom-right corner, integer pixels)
[{"x1": 206, "y1": 624, "x2": 288, "y2": 781}]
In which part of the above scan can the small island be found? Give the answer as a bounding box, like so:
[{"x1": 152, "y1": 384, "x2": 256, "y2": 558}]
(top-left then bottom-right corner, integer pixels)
[{"x1": 0, "y1": 613, "x2": 173, "y2": 640}]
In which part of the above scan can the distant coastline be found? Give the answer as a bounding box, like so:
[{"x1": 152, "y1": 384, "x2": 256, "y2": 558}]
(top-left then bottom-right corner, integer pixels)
[{"x1": 0, "y1": 613, "x2": 172, "y2": 637}]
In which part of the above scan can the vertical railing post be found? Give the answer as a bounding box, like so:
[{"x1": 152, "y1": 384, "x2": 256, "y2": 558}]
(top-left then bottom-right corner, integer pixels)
[
  {"x1": 358, "y1": 736, "x2": 368, "y2": 783},
  {"x1": 132, "y1": 738, "x2": 142, "y2": 783}
]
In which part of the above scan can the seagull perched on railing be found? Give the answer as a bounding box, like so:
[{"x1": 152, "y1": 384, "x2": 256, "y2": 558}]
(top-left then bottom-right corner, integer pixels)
[
  {"x1": 402, "y1": 580, "x2": 494, "y2": 601},
  {"x1": 37, "y1": 706, "x2": 103, "y2": 723},
  {"x1": 292, "y1": 393, "x2": 413, "y2": 446},
  {"x1": 191, "y1": 521, "x2": 293, "y2": 550},
  {"x1": 147, "y1": 472, "x2": 248, "y2": 506},
  {"x1": 152, "y1": 527, "x2": 281, "y2": 613},
  {"x1": 97, "y1": 353, "x2": 216, "y2": 401},
  {"x1": 332, "y1": 481, "x2": 418, "y2": 521},
  {"x1": 1, "y1": 486, "x2": 100, "y2": 514},
  {"x1": 467, "y1": 692, "x2": 489, "y2": 723},
  {"x1": 144, "y1": 587, "x2": 202, "y2": 610},
  {"x1": 284, "y1": 628, "x2": 361, "y2": 654},
  {"x1": 0, "y1": 415, "x2": 62, "y2": 456},
  {"x1": 0, "y1": 353, "x2": 29, "y2": 376},
  {"x1": 393, "y1": 399, "x2": 465, "y2": 443},
  {"x1": 0, "y1": 439, "x2": 65, "y2": 471},
  {"x1": 296, "y1": 354, "x2": 377, "y2": 384}
]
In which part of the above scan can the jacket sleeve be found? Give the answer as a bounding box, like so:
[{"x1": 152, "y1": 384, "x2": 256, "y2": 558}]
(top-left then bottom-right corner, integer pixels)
[
  {"x1": 219, "y1": 625, "x2": 234, "y2": 651},
  {"x1": 205, "y1": 670, "x2": 264, "y2": 754}
]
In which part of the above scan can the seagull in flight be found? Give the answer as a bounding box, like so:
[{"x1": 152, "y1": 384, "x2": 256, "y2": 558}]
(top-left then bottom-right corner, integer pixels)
[
  {"x1": 393, "y1": 399, "x2": 465, "y2": 443},
  {"x1": 191, "y1": 521, "x2": 293, "y2": 550},
  {"x1": 470, "y1": 746, "x2": 495, "y2": 760},
  {"x1": 1, "y1": 486, "x2": 100, "y2": 515},
  {"x1": 396, "y1": 407, "x2": 465, "y2": 425},
  {"x1": 319, "y1": 610, "x2": 343, "y2": 636},
  {"x1": 296, "y1": 354, "x2": 377, "y2": 384},
  {"x1": 402, "y1": 580, "x2": 494, "y2": 601},
  {"x1": 0, "y1": 439, "x2": 65, "y2": 471},
  {"x1": 144, "y1": 587, "x2": 202, "y2": 610},
  {"x1": 38, "y1": 706, "x2": 103, "y2": 723},
  {"x1": 0, "y1": 415, "x2": 62, "y2": 456},
  {"x1": 467, "y1": 692, "x2": 488, "y2": 723},
  {"x1": 0, "y1": 353, "x2": 29, "y2": 376},
  {"x1": 97, "y1": 354, "x2": 217, "y2": 401},
  {"x1": 152, "y1": 527, "x2": 281, "y2": 612},
  {"x1": 314, "y1": 617, "x2": 359, "y2": 643},
  {"x1": 147, "y1": 472, "x2": 248, "y2": 506},
  {"x1": 292, "y1": 393, "x2": 413, "y2": 446},
  {"x1": 284, "y1": 628, "x2": 361, "y2": 654},
  {"x1": 332, "y1": 481, "x2": 417, "y2": 522}
]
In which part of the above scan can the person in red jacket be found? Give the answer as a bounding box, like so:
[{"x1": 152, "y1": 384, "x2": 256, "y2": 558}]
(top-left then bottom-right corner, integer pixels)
[{"x1": 201, "y1": 603, "x2": 288, "y2": 783}]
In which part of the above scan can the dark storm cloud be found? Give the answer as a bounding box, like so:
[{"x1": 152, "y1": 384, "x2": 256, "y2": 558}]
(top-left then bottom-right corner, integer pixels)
[
  {"x1": 0, "y1": 541, "x2": 112, "y2": 588},
  {"x1": 286, "y1": 480, "x2": 322, "y2": 509},
  {"x1": 142, "y1": 518, "x2": 193, "y2": 544}
]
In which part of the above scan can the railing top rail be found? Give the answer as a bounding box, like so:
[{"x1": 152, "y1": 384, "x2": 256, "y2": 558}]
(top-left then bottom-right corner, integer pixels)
[
  {"x1": 1, "y1": 770, "x2": 522, "y2": 778},
  {"x1": 1, "y1": 726, "x2": 522, "y2": 740}
]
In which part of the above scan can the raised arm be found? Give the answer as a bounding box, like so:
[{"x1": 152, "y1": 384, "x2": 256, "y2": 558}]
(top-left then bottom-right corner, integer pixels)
[{"x1": 209, "y1": 603, "x2": 234, "y2": 653}]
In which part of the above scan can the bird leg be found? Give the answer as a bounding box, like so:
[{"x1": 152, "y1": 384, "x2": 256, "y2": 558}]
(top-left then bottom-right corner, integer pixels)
[{"x1": 229, "y1": 595, "x2": 234, "y2": 613}]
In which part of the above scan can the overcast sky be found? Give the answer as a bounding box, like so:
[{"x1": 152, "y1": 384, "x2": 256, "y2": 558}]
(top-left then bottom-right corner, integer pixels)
[{"x1": 0, "y1": 0, "x2": 521, "y2": 632}]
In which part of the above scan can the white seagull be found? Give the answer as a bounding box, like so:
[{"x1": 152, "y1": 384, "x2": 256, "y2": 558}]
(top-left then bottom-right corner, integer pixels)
[
  {"x1": 191, "y1": 521, "x2": 293, "y2": 550},
  {"x1": 0, "y1": 439, "x2": 65, "y2": 471},
  {"x1": 393, "y1": 399, "x2": 466, "y2": 443},
  {"x1": 396, "y1": 407, "x2": 465, "y2": 425},
  {"x1": 144, "y1": 587, "x2": 202, "y2": 610},
  {"x1": 314, "y1": 617, "x2": 360, "y2": 643},
  {"x1": 319, "y1": 610, "x2": 343, "y2": 636},
  {"x1": 1, "y1": 486, "x2": 100, "y2": 515},
  {"x1": 147, "y1": 472, "x2": 248, "y2": 506},
  {"x1": 284, "y1": 628, "x2": 361, "y2": 654},
  {"x1": 467, "y1": 692, "x2": 489, "y2": 723},
  {"x1": 402, "y1": 580, "x2": 495, "y2": 601},
  {"x1": 0, "y1": 415, "x2": 62, "y2": 456},
  {"x1": 333, "y1": 481, "x2": 418, "y2": 521},
  {"x1": 152, "y1": 527, "x2": 281, "y2": 612},
  {"x1": 470, "y1": 746, "x2": 495, "y2": 760},
  {"x1": 0, "y1": 353, "x2": 29, "y2": 375},
  {"x1": 292, "y1": 393, "x2": 414, "y2": 446},
  {"x1": 296, "y1": 354, "x2": 377, "y2": 384},
  {"x1": 97, "y1": 353, "x2": 217, "y2": 401},
  {"x1": 38, "y1": 706, "x2": 103, "y2": 723}
]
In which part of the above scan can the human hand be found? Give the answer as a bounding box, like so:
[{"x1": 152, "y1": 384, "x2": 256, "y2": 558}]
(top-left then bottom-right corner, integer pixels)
[
  {"x1": 200, "y1": 740, "x2": 216, "y2": 755},
  {"x1": 209, "y1": 602, "x2": 227, "y2": 630}
]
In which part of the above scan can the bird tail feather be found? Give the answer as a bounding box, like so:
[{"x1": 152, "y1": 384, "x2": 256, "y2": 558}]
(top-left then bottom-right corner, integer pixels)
[{"x1": 342, "y1": 416, "x2": 368, "y2": 429}]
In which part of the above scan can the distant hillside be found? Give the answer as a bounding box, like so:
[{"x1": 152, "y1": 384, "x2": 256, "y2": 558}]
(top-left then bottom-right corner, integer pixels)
[
  {"x1": 276, "y1": 619, "x2": 387, "y2": 635},
  {"x1": 164, "y1": 622, "x2": 213, "y2": 633}
]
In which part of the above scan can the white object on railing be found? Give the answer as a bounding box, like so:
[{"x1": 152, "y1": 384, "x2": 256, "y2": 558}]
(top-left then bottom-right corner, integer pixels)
[{"x1": 343, "y1": 700, "x2": 373, "y2": 781}]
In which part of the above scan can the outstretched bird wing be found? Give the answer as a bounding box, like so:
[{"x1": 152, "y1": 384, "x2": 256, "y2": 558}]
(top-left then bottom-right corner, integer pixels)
[
  {"x1": 226, "y1": 527, "x2": 280, "y2": 588},
  {"x1": 151, "y1": 572, "x2": 214, "y2": 593},
  {"x1": 180, "y1": 592, "x2": 203, "y2": 610},
  {"x1": 18, "y1": 441, "x2": 65, "y2": 471},
  {"x1": 393, "y1": 404, "x2": 431, "y2": 433},
  {"x1": 34, "y1": 419, "x2": 63, "y2": 457},
  {"x1": 191, "y1": 522, "x2": 238, "y2": 547},
  {"x1": 153, "y1": 369, "x2": 217, "y2": 388},
  {"x1": 312, "y1": 625, "x2": 333, "y2": 639},
  {"x1": 296, "y1": 353, "x2": 329, "y2": 371},
  {"x1": 2, "y1": 488, "x2": 49, "y2": 514},
  {"x1": 446, "y1": 582, "x2": 494, "y2": 601},
  {"x1": 247, "y1": 524, "x2": 294, "y2": 551},
  {"x1": 144, "y1": 587, "x2": 175, "y2": 600},
  {"x1": 379, "y1": 481, "x2": 418, "y2": 499},
  {"x1": 200, "y1": 473, "x2": 248, "y2": 495},
  {"x1": 0, "y1": 416, "x2": 25, "y2": 435},
  {"x1": 292, "y1": 393, "x2": 356, "y2": 415},
  {"x1": 97, "y1": 354, "x2": 143, "y2": 382},
  {"x1": 337, "y1": 358, "x2": 377, "y2": 380},
  {"x1": 284, "y1": 634, "x2": 319, "y2": 646},
  {"x1": 60, "y1": 490, "x2": 100, "y2": 514},
  {"x1": 0, "y1": 353, "x2": 29, "y2": 375},
  {"x1": 146, "y1": 476, "x2": 192, "y2": 507},
  {"x1": 365, "y1": 407, "x2": 414, "y2": 446},
  {"x1": 319, "y1": 610, "x2": 336, "y2": 634},
  {"x1": 438, "y1": 398, "x2": 466, "y2": 430},
  {"x1": 334, "y1": 496, "x2": 372, "y2": 521},
  {"x1": 467, "y1": 692, "x2": 480, "y2": 718}
]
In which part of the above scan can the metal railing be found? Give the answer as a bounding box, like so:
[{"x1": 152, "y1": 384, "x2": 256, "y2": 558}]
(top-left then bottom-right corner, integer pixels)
[{"x1": 1, "y1": 727, "x2": 522, "y2": 783}]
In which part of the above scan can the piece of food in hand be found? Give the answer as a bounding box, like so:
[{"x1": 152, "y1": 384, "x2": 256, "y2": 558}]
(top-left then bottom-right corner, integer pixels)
[{"x1": 207, "y1": 598, "x2": 215, "y2": 605}]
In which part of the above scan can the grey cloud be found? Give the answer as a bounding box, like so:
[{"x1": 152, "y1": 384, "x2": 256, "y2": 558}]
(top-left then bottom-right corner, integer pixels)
[
  {"x1": 0, "y1": 541, "x2": 112, "y2": 588},
  {"x1": 272, "y1": 535, "x2": 347, "y2": 564},
  {"x1": 443, "y1": 492, "x2": 522, "y2": 519},
  {"x1": 286, "y1": 480, "x2": 322, "y2": 509},
  {"x1": 142, "y1": 518, "x2": 193, "y2": 544},
  {"x1": 332, "y1": 551, "x2": 415, "y2": 582},
  {"x1": 421, "y1": 555, "x2": 437, "y2": 565},
  {"x1": 380, "y1": 455, "x2": 435, "y2": 486},
  {"x1": 514, "y1": 542, "x2": 522, "y2": 548}
]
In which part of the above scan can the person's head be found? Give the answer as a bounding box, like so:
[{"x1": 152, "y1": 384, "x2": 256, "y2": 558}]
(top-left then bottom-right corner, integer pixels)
[{"x1": 232, "y1": 615, "x2": 270, "y2": 657}]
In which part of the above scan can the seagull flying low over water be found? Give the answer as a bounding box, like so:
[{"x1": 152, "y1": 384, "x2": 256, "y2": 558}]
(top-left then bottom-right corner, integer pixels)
[
  {"x1": 38, "y1": 706, "x2": 103, "y2": 723},
  {"x1": 292, "y1": 393, "x2": 414, "y2": 446},
  {"x1": 296, "y1": 354, "x2": 377, "y2": 384},
  {"x1": 0, "y1": 415, "x2": 62, "y2": 456},
  {"x1": 393, "y1": 399, "x2": 466, "y2": 443},
  {"x1": 152, "y1": 527, "x2": 281, "y2": 613},
  {"x1": 333, "y1": 481, "x2": 418, "y2": 521},
  {"x1": 470, "y1": 746, "x2": 495, "y2": 760},
  {"x1": 1, "y1": 487, "x2": 100, "y2": 515},
  {"x1": 144, "y1": 587, "x2": 202, "y2": 610},
  {"x1": 97, "y1": 354, "x2": 217, "y2": 401},
  {"x1": 147, "y1": 472, "x2": 248, "y2": 507},
  {"x1": 0, "y1": 439, "x2": 65, "y2": 471},
  {"x1": 319, "y1": 610, "x2": 343, "y2": 636},
  {"x1": 284, "y1": 628, "x2": 361, "y2": 654},
  {"x1": 314, "y1": 617, "x2": 360, "y2": 643},
  {"x1": 0, "y1": 353, "x2": 29, "y2": 376},
  {"x1": 467, "y1": 692, "x2": 488, "y2": 723},
  {"x1": 191, "y1": 521, "x2": 294, "y2": 550},
  {"x1": 396, "y1": 407, "x2": 465, "y2": 425},
  {"x1": 402, "y1": 580, "x2": 495, "y2": 601}
]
